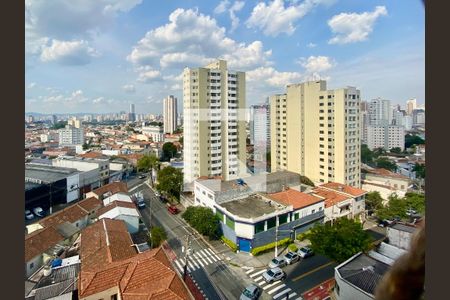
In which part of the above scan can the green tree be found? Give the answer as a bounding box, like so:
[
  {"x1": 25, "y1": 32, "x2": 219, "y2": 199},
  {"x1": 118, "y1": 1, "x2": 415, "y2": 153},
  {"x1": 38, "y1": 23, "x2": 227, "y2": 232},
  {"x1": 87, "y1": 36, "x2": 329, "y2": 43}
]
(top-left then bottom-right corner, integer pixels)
[
  {"x1": 376, "y1": 194, "x2": 407, "y2": 220},
  {"x1": 137, "y1": 154, "x2": 159, "y2": 185},
  {"x1": 404, "y1": 192, "x2": 425, "y2": 214},
  {"x1": 365, "y1": 191, "x2": 384, "y2": 212},
  {"x1": 361, "y1": 144, "x2": 374, "y2": 164},
  {"x1": 413, "y1": 163, "x2": 425, "y2": 179},
  {"x1": 156, "y1": 166, "x2": 183, "y2": 200},
  {"x1": 82, "y1": 143, "x2": 89, "y2": 150},
  {"x1": 405, "y1": 134, "x2": 425, "y2": 148},
  {"x1": 304, "y1": 218, "x2": 372, "y2": 262},
  {"x1": 51, "y1": 121, "x2": 67, "y2": 130},
  {"x1": 162, "y1": 142, "x2": 177, "y2": 161},
  {"x1": 182, "y1": 206, "x2": 222, "y2": 240},
  {"x1": 390, "y1": 147, "x2": 402, "y2": 154},
  {"x1": 375, "y1": 157, "x2": 397, "y2": 171},
  {"x1": 373, "y1": 147, "x2": 387, "y2": 158},
  {"x1": 179, "y1": 136, "x2": 183, "y2": 146},
  {"x1": 148, "y1": 226, "x2": 167, "y2": 248}
]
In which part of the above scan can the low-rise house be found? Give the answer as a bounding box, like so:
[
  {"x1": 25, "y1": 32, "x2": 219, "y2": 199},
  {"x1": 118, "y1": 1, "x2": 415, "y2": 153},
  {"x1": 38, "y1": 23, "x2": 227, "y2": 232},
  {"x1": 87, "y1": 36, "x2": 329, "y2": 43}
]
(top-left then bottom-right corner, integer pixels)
[
  {"x1": 313, "y1": 182, "x2": 367, "y2": 223},
  {"x1": 78, "y1": 219, "x2": 191, "y2": 300},
  {"x1": 85, "y1": 181, "x2": 128, "y2": 200},
  {"x1": 25, "y1": 227, "x2": 65, "y2": 279},
  {"x1": 362, "y1": 168, "x2": 410, "y2": 200},
  {"x1": 97, "y1": 201, "x2": 140, "y2": 234},
  {"x1": 386, "y1": 223, "x2": 417, "y2": 250}
]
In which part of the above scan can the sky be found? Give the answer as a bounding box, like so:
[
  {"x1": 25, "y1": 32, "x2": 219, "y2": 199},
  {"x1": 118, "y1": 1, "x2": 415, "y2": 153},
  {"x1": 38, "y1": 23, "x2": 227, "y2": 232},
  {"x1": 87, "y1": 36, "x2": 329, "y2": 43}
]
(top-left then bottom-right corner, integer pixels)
[{"x1": 25, "y1": 0, "x2": 425, "y2": 114}]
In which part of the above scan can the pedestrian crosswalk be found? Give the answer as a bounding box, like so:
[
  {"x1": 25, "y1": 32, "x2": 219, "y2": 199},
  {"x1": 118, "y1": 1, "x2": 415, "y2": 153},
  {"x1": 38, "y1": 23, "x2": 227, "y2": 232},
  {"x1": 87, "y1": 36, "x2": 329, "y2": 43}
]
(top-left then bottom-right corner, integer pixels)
[
  {"x1": 172, "y1": 247, "x2": 222, "y2": 274},
  {"x1": 246, "y1": 268, "x2": 302, "y2": 300}
]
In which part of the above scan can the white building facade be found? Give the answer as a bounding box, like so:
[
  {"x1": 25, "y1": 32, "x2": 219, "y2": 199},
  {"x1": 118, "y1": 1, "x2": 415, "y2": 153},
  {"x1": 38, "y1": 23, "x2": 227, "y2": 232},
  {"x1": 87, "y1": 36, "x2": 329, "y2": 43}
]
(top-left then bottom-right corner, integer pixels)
[
  {"x1": 142, "y1": 125, "x2": 165, "y2": 142},
  {"x1": 58, "y1": 125, "x2": 84, "y2": 146},
  {"x1": 163, "y1": 95, "x2": 178, "y2": 134},
  {"x1": 367, "y1": 125, "x2": 405, "y2": 151}
]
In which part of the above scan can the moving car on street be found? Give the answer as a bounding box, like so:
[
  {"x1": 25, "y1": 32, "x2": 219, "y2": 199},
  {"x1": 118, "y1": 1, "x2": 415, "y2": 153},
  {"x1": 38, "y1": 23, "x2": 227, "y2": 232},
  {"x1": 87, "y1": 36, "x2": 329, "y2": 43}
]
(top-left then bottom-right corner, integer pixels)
[
  {"x1": 138, "y1": 174, "x2": 146, "y2": 179},
  {"x1": 269, "y1": 257, "x2": 287, "y2": 268},
  {"x1": 168, "y1": 205, "x2": 179, "y2": 215},
  {"x1": 298, "y1": 246, "x2": 314, "y2": 258},
  {"x1": 240, "y1": 284, "x2": 261, "y2": 300},
  {"x1": 137, "y1": 198, "x2": 146, "y2": 209},
  {"x1": 284, "y1": 251, "x2": 300, "y2": 265},
  {"x1": 33, "y1": 207, "x2": 45, "y2": 217},
  {"x1": 25, "y1": 210, "x2": 34, "y2": 220},
  {"x1": 262, "y1": 267, "x2": 286, "y2": 284}
]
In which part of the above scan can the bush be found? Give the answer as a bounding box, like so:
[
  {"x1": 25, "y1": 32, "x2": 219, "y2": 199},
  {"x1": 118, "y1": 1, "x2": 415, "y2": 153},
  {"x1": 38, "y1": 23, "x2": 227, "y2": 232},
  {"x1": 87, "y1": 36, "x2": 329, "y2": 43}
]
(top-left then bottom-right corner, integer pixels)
[
  {"x1": 221, "y1": 236, "x2": 238, "y2": 252},
  {"x1": 296, "y1": 230, "x2": 311, "y2": 241},
  {"x1": 288, "y1": 243, "x2": 298, "y2": 252},
  {"x1": 148, "y1": 226, "x2": 167, "y2": 248},
  {"x1": 251, "y1": 238, "x2": 291, "y2": 256}
]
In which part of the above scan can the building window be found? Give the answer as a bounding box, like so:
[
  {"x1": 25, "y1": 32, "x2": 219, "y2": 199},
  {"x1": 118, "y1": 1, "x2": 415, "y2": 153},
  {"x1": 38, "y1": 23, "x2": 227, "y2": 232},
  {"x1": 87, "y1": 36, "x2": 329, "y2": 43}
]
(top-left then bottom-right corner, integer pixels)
[
  {"x1": 225, "y1": 217, "x2": 235, "y2": 230},
  {"x1": 111, "y1": 295, "x2": 118, "y2": 300},
  {"x1": 267, "y1": 217, "x2": 276, "y2": 229},
  {"x1": 255, "y1": 221, "x2": 265, "y2": 233},
  {"x1": 30, "y1": 262, "x2": 34, "y2": 269},
  {"x1": 312, "y1": 209, "x2": 315, "y2": 214},
  {"x1": 279, "y1": 214, "x2": 288, "y2": 225},
  {"x1": 216, "y1": 210, "x2": 224, "y2": 222}
]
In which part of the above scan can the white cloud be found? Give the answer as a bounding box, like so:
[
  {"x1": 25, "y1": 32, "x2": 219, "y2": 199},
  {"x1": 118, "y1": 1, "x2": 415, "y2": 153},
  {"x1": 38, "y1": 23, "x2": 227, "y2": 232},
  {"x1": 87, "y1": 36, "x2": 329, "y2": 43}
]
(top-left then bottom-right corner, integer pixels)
[
  {"x1": 122, "y1": 84, "x2": 136, "y2": 93},
  {"x1": 40, "y1": 39, "x2": 100, "y2": 65},
  {"x1": 247, "y1": 66, "x2": 302, "y2": 87},
  {"x1": 27, "y1": 82, "x2": 36, "y2": 89},
  {"x1": 298, "y1": 55, "x2": 335, "y2": 73},
  {"x1": 306, "y1": 42, "x2": 317, "y2": 48},
  {"x1": 137, "y1": 69, "x2": 162, "y2": 83},
  {"x1": 229, "y1": 1, "x2": 245, "y2": 32},
  {"x1": 328, "y1": 6, "x2": 388, "y2": 44},
  {"x1": 127, "y1": 8, "x2": 272, "y2": 73},
  {"x1": 214, "y1": 0, "x2": 230, "y2": 14},
  {"x1": 246, "y1": 0, "x2": 334, "y2": 37}
]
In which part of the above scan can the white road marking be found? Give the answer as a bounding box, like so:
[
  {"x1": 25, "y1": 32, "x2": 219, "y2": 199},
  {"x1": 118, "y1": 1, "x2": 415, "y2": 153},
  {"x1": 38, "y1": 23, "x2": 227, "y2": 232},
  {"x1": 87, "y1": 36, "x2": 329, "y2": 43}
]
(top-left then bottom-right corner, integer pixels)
[
  {"x1": 263, "y1": 281, "x2": 282, "y2": 290},
  {"x1": 245, "y1": 268, "x2": 255, "y2": 274},
  {"x1": 174, "y1": 259, "x2": 183, "y2": 273},
  {"x1": 205, "y1": 248, "x2": 221, "y2": 261},
  {"x1": 199, "y1": 249, "x2": 214, "y2": 264},
  {"x1": 201, "y1": 249, "x2": 218, "y2": 262},
  {"x1": 253, "y1": 276, "x2": 264, "y2": 283},
  {"x1": 273, "y1": 288, "x2": 292, "y2": 299},
  {"x1": 268, "y1": 284, "x2": 286, "y2": 295},
  {"x1": 193, "y1": 252, "x2": 209, "y2": 266},
  {"x1": 249, "y1": 269, "x2": 267, "y2": 278}
]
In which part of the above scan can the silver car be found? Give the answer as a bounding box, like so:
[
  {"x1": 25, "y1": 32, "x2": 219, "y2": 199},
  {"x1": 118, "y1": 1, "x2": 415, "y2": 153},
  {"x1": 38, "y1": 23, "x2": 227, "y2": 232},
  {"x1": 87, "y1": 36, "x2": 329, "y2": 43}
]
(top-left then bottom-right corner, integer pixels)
[
  {"x1": 284, "y1": 251, "x2": 300, "y2": 264},
  {"x1": 268, "y1": 257, "x2": 287, "y2": 269},
  {"x1": 239, "y1": 284, "x2": 261, "y2": 300},
  {"x1": 262, "y1": 267, "x2": 286, "y2": 284}
]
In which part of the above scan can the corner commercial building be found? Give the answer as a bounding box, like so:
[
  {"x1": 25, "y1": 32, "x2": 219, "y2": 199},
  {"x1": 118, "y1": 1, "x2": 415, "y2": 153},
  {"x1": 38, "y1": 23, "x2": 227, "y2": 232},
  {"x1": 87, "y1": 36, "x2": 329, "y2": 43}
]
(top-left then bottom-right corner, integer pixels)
[
  {"x1": 183, "y1": 59, "x2": 247, "y2": 185},
  {"x1": 270, "y1": 80, "x2": 361, "y2": 187}
]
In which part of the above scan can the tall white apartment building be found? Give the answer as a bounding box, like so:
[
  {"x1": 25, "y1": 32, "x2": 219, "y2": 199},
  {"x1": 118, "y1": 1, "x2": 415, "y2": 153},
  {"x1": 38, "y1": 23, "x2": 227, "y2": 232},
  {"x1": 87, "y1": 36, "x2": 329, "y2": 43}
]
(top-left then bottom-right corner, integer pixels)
[
  {"x1": 67, "y1": 117, "x2": 82, "y2": 128},
  {"x1": 163, "y1": 95, "x2": 178, "y2": 134},
  {"x1": 367, "y1": 125, "x2": 405, "y2": 151},
  {"x1": 368, "y1": 98, "x2": 392, "y2": 126},
  {"x1": 406, "y1": 98, "x2": 417, "y2": 115},
  {"x1": 183, "y1": 59, "x2": 247, "y2": 184},
  {"x1": 58, "y1": 125, "x2": 84, "y2": 146},
  {"x1": 270, "y1": 80, "x2": 361, "y2": 187},
  {"x1": 249, "y1": 103, "x2": 270, "y2": 146}
]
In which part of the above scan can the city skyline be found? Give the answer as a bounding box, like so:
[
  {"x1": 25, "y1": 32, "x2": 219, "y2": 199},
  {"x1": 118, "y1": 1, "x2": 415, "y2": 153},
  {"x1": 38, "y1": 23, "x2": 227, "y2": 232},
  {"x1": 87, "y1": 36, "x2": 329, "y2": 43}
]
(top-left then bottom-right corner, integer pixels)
[{"x1": 26, "y1": 0, "x2": 424, "y2": 114}]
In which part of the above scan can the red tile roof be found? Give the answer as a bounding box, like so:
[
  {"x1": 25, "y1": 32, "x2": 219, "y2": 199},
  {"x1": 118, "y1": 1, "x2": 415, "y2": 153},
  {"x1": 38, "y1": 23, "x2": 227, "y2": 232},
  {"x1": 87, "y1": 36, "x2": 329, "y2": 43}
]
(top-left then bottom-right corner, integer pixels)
[
  {"x1": 25, "y1": 227, "x2": 65, "y2": 261},
  {"x1": 79, "y1": 245, "x2": 191, "y2": 299},
  {"x1": 97, "y1": 201, "x2": 137, "y2": 216},
  {"x1": 38, "y1": 205, "x2": 88, "y2": 229},
  {"x1": 320, "y1": 182, "x2": 367, "y2": 197},
  {"x1": 268, "y1": 189, "x2": 323, "y2": 209},
  {"x1": 77, "y1": 197, "x2": 103, "y2": 212},
  {"x1": 80, "y1": 219, "x2": 137, "y2": 273},
  {"x1": 91, "y1": 182, "x2": 128, "y2": 197},
  {"x1": 367, "y1": 168, "x2": 409, "y2": 180},
  {"x1": 78, "y1": 151, "x2": 107, "y2": 159},
  {"x1": 312, "y1": 188, "x2": 350, "y2": 208}
]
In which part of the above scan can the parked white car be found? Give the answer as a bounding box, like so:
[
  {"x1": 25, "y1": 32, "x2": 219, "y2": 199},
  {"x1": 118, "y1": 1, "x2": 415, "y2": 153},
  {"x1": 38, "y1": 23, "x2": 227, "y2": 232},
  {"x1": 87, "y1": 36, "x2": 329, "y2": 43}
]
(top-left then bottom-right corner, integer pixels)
[
  {"x1": 284, "y1": 251, "x2": 300, "y2": 264},
  {"x1": 25, "y1": 210, "x2": 34, "y2": 220},
  {"x1": 33, "y1": 207, "x2": 44, "y2": 217},
  {"x1": 262, "y1": 267, "x2": 286, "y2": 284},
  {"x1": 268, "y1": 257, "x2": 287, "y2": 269}
]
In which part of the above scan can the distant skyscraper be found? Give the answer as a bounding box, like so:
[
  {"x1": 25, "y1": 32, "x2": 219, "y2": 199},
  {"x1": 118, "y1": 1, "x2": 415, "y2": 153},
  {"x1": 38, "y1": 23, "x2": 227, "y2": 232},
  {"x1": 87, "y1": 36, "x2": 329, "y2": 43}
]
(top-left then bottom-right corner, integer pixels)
[
  {"x1": 129, "y1": 103, "x2": 136, "y2": 122},
  {"x1": 406, "y1": 98, "x2": 417, "y2": 116},
  {"x1": 250, "y1": 103, "x2": 270, "y2": 174},
  {"x1": 52, "y1": 115, "x2": 58, "y2": 125},
  {"x1": 27, "y1": 115, "x2": 34, "y2": 123},
  {"x1": 183, "y1": 59, "x2": 246, "y2": 184},
  {"x1": 270, "y1": 80, "x2": 361, "y2": 187},
  {"x1": 368, "y1": 98, "x2": 391, "y2": 126},
  {"x1": 163, "y1": 95, "x2": 178, "y2": 134}
]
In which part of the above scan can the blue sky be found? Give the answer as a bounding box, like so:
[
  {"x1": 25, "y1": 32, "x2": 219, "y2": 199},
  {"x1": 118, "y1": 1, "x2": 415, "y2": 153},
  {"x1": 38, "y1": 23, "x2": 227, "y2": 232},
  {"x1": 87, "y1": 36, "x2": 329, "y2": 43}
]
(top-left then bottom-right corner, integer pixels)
[{"x1": 25, "y1": 0, "x2": 424, "y2": 114}]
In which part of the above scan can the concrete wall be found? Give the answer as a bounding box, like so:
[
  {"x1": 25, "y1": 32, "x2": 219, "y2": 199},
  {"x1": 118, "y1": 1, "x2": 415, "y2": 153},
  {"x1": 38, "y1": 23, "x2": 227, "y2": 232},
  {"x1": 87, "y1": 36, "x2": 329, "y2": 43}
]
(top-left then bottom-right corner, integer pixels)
[
  {"x1": 221, "y1": 221, "x2": 237, "y2": 244},
  {"x1": 387, "y1": 227, "x2": 412, "y2": 250},
  {"x1": 25, "y1": 255, "x2": 43, "y2": 279}
]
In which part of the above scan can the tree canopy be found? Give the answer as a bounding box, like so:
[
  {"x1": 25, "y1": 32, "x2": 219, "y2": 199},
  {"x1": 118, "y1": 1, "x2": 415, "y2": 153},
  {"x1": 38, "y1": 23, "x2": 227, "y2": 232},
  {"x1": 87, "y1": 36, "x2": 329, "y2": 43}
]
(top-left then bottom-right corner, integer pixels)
[
  {"x1": 137, "y1": 154, "x2": 159, "y2": 173},
  {"x1": 182, "y1": 206, "x2": 222, "y2": 240},
  {"x1": 390, "y1": 147, "x2": 402, "y2": 154},
  {"x1": 156, "y1": 166, "x2": 183, "y2": 199},
  {"x1": 361, "y1": 144, "x2": 374, "y2": 164},
  {"x1": 365, "y1": 191, "x2": 384, "y2": 212},
  {"x1": 413, "y1": 163, "x2": 425, "y2": 179},
  {"x1": 375, "y1": 192, "x2": 425, "y2": 221},
  {"x1": 162, "y1": 142, "x2": 177, "y2": 161},
  {"x1": 148, "y1": 226, "x2": 167, "y2": 248},
  {"x1": 375, "y1": 157, "x2": 397, "y2": 171},
  {"x1": 405, "y1": 134, "x2": 425, "y2": 149},
  {"x1": 304, "y1": 218, "x2": 372, "y2": 262}
]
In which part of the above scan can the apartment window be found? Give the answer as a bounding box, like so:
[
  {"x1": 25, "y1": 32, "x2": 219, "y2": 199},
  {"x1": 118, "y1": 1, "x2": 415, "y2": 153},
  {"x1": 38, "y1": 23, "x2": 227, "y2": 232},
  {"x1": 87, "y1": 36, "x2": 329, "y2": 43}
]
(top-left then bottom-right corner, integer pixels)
[
  {"x1": 320, "y1": 158, "x2": 324, "y2": 162},
  {"x1": 255, "y1": 221, "x2": 265, "y2": 233},
  {"x1": 312, "y1": 209, "x2": 316, "y2": 214},
  {"x1": 30, "y1": 262, "x2": 34, "y2": 269},
  {"x1": 111, "y1": 295, "x2": 118, "y2": 300},
  {"x1": 319, "y1": 96, "x2": 324, "y2": 99},
  {"x1": 320, "y1": 131, "x2": 324, "y2": 134}
]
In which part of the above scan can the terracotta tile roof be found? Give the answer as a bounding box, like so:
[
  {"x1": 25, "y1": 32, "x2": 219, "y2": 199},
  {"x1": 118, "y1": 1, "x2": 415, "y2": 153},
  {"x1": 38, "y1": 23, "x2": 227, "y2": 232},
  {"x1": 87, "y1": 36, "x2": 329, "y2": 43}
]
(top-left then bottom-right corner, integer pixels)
[
  {"x1": 91, "y1": 182, "x2": 128, "y2": 197},
  {"x1": 312, "y1": 188, "x2": 350, "y2": 208},
  {"x1": 78, "y1": 152, "x2": 107, "y2": 159},
  {"x1": 79, "y1": 248, "x2": 190, "y2": 300},
  {"x1": 39, "y1": 204, "x2": 88, "y2": 228},
  {"x1": 268, "y1": 189, "x2": 324, "y2": 210},
  {"x1": 97, "y1": 201, "x2": 137, "y2": 216},
  {"x1": 80, "y1": 219, "x2": 137, "y2": 273},
  {"x1": 77, "y1": 197, "x2": 103, "y2": 212},
  {"x1": 320, "y1": 182, "x2": 367, "y2": 197},
  {"x1": 367, "y1": 168, "x2": 409, "y2": 180},
  {"x1": 25, "y1": 227, "x2": 65, "y2": 261}
]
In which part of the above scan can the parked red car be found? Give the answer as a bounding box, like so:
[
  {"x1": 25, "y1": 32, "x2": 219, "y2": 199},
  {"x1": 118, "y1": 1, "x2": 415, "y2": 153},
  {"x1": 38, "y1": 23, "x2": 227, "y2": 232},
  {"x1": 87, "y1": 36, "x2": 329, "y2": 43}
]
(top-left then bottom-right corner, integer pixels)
[{"x1": 168, "y1": 205, "x2": 179, "y2": 215}]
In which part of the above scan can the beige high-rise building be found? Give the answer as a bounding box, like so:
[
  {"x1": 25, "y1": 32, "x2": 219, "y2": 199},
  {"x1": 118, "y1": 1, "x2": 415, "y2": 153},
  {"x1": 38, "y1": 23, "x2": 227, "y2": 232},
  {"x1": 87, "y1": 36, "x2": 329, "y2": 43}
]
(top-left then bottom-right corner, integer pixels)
[
  {"x1": 67, "y1": 117, "x2": 82, "y2": 128},
  {"x1": 406, "y1": 98, "x2": 417, "y2": 115},
  {"x1": 163, "y1": 95, "x2": 178, "y2": 134},
  {"x1": 183, "y1": 60, "x2": 247, "y2": 184},
  {"x1": 270, "y1": 80, "x2": 361, "y2": 187}
]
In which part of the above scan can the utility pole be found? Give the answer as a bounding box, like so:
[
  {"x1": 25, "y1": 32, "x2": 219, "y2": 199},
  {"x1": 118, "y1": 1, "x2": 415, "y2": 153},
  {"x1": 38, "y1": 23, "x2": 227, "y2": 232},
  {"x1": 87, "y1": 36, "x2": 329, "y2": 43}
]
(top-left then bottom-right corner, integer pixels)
[{"x1": 183, "y1": 234, "x2": 192, "y2": 281}]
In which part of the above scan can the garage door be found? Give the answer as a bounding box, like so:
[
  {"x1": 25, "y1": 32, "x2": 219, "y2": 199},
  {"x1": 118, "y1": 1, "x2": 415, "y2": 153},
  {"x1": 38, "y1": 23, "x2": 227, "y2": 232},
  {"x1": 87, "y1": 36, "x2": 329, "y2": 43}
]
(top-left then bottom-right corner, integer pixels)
[{"x1": 238, "y1": 238, "x2": 251, "y2": 252}]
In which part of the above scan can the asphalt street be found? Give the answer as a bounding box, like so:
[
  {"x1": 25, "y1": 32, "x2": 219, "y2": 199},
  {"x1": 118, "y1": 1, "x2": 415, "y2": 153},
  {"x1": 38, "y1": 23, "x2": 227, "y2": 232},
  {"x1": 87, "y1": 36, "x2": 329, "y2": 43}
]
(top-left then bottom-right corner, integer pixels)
[{"x1": 133, "y1": 182, "x2": 246, "y2": 300}]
